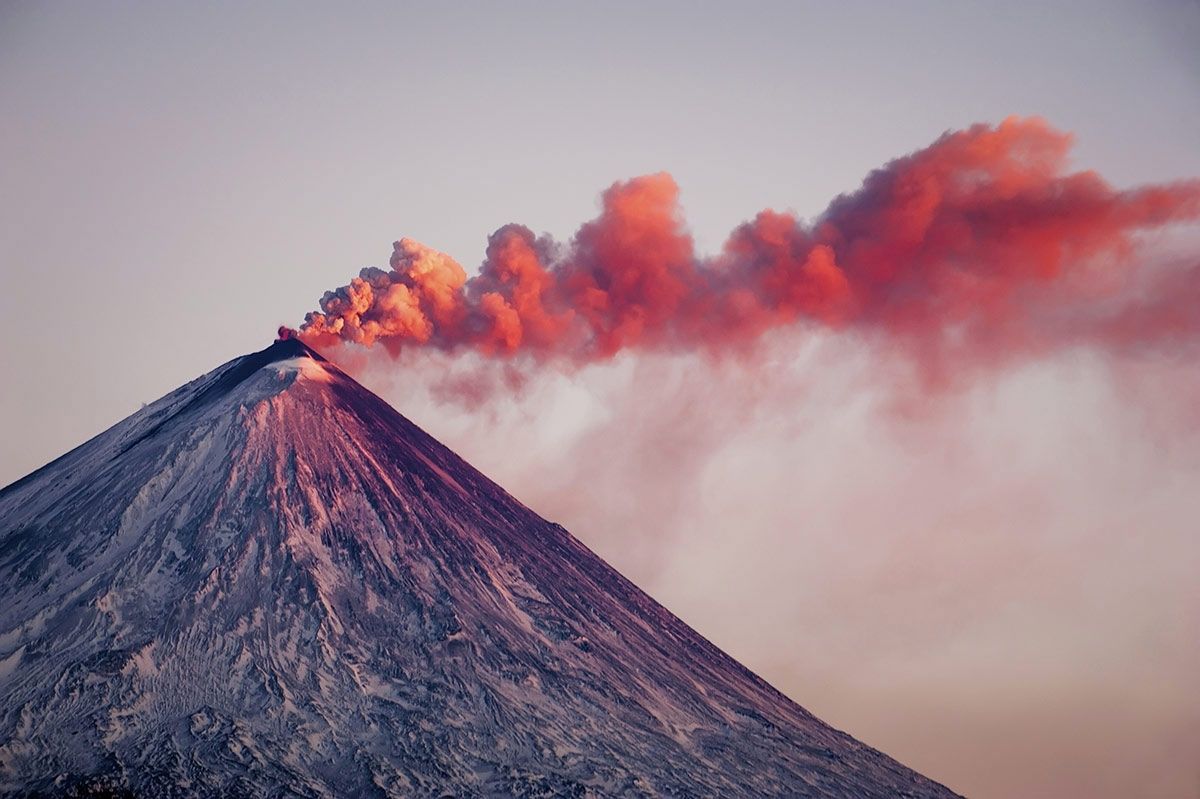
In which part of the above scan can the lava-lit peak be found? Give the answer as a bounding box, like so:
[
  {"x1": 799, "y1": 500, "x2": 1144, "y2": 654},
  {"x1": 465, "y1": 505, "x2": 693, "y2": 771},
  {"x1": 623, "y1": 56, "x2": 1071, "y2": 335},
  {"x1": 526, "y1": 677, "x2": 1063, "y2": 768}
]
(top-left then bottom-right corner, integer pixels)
[
  {"x1": 0, "y1": 318, "x2": 963, "y2": 799},
  {"x1": 277, "y1": 325, "x2": 297, "y2": 341}
]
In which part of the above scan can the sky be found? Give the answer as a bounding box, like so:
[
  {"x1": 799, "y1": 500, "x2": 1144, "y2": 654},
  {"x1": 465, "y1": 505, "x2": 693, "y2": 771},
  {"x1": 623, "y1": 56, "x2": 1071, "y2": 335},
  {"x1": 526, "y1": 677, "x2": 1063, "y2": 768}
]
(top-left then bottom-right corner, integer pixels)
[{"x1": 2, "y1": 2, "x2": 1200, "y2": 797}]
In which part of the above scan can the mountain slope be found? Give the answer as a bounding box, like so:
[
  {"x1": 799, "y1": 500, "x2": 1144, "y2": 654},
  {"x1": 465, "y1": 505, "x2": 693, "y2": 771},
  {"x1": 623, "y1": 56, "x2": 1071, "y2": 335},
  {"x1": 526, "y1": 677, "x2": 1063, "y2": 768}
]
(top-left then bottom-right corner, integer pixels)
[{"x1": 0, "y1": 339, "x2": 960, "y2": 797}]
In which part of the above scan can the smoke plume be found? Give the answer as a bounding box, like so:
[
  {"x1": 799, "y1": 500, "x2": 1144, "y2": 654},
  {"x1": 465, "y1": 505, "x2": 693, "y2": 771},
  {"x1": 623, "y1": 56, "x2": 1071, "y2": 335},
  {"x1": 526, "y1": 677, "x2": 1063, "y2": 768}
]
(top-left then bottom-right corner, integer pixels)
[
  {"x1": 289, "y1": 117, "x2": 1200, "y2": 799},
  {"x1": 295, "y1": 118, "x2": 1200, "y2": 387}
]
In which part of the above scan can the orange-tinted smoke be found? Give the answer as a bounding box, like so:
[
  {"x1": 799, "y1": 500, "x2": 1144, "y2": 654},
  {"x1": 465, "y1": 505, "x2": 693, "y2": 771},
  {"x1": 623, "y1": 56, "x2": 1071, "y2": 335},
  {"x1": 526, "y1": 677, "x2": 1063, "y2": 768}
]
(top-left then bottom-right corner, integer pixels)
[{"x1": 297, "y1": 117, "x2": 1200, "y2": 382}]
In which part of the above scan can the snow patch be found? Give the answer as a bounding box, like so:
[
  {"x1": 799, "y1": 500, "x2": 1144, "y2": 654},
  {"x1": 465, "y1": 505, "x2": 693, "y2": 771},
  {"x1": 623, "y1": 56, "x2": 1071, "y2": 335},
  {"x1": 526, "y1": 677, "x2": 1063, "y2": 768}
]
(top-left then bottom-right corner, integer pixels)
[
  {"x1": 0, "y1": 645, "x2": 24, "y2": 682},
  {"x1": 271, "y1": 357, "x2": 332, "y2": 383}
]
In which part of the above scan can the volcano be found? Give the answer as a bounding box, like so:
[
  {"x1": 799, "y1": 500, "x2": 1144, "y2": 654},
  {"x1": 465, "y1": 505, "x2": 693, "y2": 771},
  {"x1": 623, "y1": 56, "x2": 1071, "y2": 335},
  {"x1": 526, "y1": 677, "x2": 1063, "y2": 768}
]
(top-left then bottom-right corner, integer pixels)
[{"x1": 0, "y1": 339, "x2": 959, "y2": 797}]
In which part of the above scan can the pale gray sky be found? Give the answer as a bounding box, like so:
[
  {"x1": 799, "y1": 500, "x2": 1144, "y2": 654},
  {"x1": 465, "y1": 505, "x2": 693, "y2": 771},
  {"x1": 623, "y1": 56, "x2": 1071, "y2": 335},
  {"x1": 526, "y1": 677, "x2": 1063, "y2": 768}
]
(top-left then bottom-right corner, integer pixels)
[{"x1": 2, "y1": 3, "x2": 1199, "y2": 797}]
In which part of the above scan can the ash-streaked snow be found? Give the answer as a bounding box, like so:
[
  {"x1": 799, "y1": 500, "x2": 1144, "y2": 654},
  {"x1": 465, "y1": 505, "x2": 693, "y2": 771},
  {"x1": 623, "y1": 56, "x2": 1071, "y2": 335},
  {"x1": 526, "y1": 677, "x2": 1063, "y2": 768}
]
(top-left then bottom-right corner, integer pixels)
[{"x1": 0, "y1": 338, "x2": 960, "y2": 797}]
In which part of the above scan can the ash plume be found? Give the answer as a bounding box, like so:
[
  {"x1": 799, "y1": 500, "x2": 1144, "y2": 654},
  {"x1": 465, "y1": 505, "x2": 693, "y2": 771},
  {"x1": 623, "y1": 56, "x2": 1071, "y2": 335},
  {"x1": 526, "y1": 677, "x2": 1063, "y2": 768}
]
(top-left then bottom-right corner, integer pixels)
[{"x1": 295, "y1": 118, "x2": 1200, "y2": 387}]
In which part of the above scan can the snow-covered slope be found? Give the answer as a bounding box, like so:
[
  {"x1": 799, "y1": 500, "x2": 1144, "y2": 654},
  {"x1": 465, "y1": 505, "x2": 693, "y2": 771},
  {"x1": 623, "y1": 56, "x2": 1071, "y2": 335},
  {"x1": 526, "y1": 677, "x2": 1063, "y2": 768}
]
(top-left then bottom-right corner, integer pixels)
[{"x1": 0, "y1": 339, "x2": 960, "y2": 797}]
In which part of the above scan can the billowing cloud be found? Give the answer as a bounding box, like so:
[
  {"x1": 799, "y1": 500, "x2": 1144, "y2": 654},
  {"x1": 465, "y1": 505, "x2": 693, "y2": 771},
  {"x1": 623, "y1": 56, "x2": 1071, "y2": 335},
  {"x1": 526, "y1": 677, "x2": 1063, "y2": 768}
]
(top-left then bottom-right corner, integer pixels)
[
  {"x1": 287, "y1": 117, "x2": 1200, "y2": 799},
  {"x1": 294, "y1": 117, "x2": 1200, "y2": 392}
]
